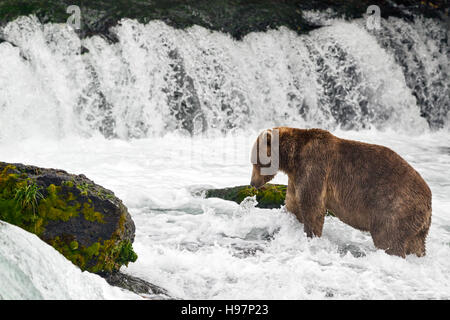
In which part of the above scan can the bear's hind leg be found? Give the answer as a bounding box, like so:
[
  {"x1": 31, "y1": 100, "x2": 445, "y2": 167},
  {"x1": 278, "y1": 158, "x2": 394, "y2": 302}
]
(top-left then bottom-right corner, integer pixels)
[
  {"x1": 385, "y1": 244, "x2": 407, "y2": 258},
  {"x1": 371, "y1": 225, "x2": 407, "y2": 258},
  {"x1": 407, "y1": 211, "x2": 431, "y2": 257},
  {"x1": 406, "y1": 236, "x2": 426, "y2": 257},
  {"x1": 406, "y1": 226, "x2": 429, "y2": 257}
]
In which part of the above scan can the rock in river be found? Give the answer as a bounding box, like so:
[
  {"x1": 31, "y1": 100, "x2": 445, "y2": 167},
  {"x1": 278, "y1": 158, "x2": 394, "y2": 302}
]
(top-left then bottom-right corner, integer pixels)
[{"x1": 0, "y1": 162, "x2": 137, "y2": 273}]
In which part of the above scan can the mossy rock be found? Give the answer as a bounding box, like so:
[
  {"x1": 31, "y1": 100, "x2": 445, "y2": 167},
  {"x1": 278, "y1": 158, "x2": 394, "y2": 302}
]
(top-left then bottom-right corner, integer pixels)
[
  {"x1": 0, "y1": 162, "x2": 137, "y2": 273},
  {"x1": 205, "y1": 184, "x2": 287, "y2": 209},
  {"x1": 205, "y1": 183, "x2": 335, "y2": 216}
]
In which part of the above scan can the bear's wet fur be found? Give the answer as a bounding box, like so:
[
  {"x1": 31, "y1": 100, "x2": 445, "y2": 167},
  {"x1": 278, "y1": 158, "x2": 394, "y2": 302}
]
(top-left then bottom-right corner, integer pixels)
[{"x1": 250, "y1": 127, "x2": 432, "y2": 257}]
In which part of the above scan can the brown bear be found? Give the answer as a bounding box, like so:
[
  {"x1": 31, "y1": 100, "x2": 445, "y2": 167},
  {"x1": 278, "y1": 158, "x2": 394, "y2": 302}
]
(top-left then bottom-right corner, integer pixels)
[{"x1": 250, "y1": 127, "x2": 432, "y2": 257}]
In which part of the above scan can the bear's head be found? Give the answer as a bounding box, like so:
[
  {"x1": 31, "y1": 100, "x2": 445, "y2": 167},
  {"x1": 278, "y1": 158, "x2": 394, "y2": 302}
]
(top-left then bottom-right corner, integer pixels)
[{"x1": 250, "y1": 128, "x2": 279, "y2": 189}]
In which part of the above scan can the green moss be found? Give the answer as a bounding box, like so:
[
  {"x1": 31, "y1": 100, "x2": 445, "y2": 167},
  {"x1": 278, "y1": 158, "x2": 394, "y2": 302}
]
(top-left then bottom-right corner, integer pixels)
[
  {"x1": 117, "y1": 241, "x2": 138, "y2": 265},
  {"x1": 38, "y1": 184, "x2": 80, "y2": 223},
  {"x1": 0, "y1": 165, "x2": 20, "y2": 195},
  {"x1": 49, "y1": 234, "x2": 137, "y2": 273},
  {"x1": 83, "y1": 212, "x2": 138, "y2": 273},
  {"x1": 37, "y1": 183, "x2": 105, "y2": 223},
  {"x1": 89, "y1": 212, "x2": 138, "y2": 272},
  {"x1": 82, "y1": 202, "x2": 105, "y2": 223},
  {"x1": 96, "y1": 188, "x2": 115, "y2": 201},
  {"x1": 69, "y1": 240, "x2": 78, "y2": 250},
  {"x1": 67, "y1": 192, "x2": 76, "y2": 201},
  {"x1": 49, "y1": 236, "x2": 86, "y2": 269},
  {"x1": 85, "y1": 242, "x2": 100, "y2": 257},
  {"x1": 76, "y1": 182, "x2": 90, "y2": 196},
  {"x1": 62, "y1": 180, "x2": 74, "y2": 188}
]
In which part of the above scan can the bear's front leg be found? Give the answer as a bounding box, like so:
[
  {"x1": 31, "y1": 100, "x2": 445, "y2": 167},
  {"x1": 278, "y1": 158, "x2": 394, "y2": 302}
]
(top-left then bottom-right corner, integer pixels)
[
  {"x1": 297, "y1": 170, "x2": 327, "y2": 238},
  {"x1": 302, "y1": 206, "x2": 325, "y2": 238},
  {"x1": 286, "y1": 178, "x2": 326, "y2": 237},
  {"x1": 286, "y1": 180, "x2": 304, "y2": 224}
]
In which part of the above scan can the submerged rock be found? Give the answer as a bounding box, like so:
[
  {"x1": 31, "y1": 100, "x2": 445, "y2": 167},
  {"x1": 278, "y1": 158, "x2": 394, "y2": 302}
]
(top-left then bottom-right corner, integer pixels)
[
  {"x1": 98, "y1": 271, "x2": 171, "y2": 299},
  {"x1": 0, "y1": 162, "x2": 137, "y2": 273}
]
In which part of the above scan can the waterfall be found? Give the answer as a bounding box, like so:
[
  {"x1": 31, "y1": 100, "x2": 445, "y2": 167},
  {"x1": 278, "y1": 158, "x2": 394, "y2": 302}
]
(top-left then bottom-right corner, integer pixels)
[{"x1": 0, "y1": 15, "x2": 448, "y2": 140}]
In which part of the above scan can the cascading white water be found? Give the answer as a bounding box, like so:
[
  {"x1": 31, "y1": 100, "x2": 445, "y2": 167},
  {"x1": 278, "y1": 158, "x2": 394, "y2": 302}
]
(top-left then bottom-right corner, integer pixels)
[
  {"x1": 373, "y1": 16, "x2": 449, "y2": 129},
  {"x1": 1, "y1": 15, "x2": 447, "y2": 141}
]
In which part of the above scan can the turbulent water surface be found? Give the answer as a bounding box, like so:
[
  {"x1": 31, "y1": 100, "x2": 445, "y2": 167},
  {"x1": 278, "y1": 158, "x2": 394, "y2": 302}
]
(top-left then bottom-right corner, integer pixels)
[{"x1": 0, "y1": 14, "x2": 449, "y2": 299}]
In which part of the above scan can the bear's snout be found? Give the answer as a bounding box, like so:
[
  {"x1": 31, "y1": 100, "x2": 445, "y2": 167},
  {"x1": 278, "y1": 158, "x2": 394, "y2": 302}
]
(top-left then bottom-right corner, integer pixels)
[
  {"x1": 250, "y1": 174, "x2": 270, "y2": 189},
  {"x1": 250, "y1": 167, "x2": 265, "y2": 189},
  {"x1": 250, "y1": 180, "x2": 261, "y2": 189}
]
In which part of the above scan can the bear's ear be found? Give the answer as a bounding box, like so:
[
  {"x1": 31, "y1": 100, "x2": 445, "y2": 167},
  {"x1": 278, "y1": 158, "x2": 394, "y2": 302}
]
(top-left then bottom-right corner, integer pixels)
[
  {"x1": 261, "y1": 129, "x2": 272, "y2": 157},
  {"x1": 261, "y1": 129, "x2": 272, "y2": 145}
]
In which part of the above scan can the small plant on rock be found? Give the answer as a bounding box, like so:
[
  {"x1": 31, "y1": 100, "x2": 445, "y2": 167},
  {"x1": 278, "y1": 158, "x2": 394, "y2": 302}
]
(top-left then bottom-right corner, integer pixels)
[{"x1": 14, "y1": 181, "x2": 43, "y2": 231}]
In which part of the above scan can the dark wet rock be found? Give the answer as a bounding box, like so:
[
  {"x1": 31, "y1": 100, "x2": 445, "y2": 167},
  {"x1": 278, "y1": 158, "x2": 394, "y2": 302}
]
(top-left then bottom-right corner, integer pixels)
[
  {"x1": 245, "y1": 227, "x2": 279, "y2": 241},
  {"x1": 338, "y1": 243, "x2": 367, "y2": 258},
  {"x1": 0, "y1": 162, "x2": 137, "y2": 273},
  {"x1": 99, "y1": 271, "x2": 171, "y2": 299},
  {"x1": 438, "y1": 147, "x2": 450, "y2": 155},
  {"x1": 1, "y1": 1, "x2": 446, "y2": 41},
  {"x1": 165, "y1": 49, "x2": 206, "y2": 134},
  {"x1": 231, "y1": 245, "x2": 265, "y2": 258}
]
